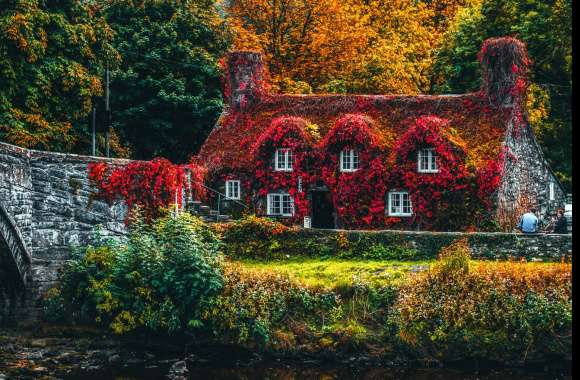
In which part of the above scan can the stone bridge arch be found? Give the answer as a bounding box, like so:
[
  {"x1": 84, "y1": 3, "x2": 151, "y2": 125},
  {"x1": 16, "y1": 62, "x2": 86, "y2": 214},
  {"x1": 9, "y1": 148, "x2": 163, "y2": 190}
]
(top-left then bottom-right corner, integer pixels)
[{"x1": 0, "y1": 201, "x2": 32, "y2": 321}]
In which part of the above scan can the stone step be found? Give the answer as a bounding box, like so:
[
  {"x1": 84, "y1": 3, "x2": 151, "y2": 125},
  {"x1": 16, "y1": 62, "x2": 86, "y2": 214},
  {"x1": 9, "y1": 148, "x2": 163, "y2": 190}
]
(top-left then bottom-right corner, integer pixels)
[
  {"x1": 186, "y1": 200, "x2": 202, "y2": 212},
  {"x1": 201, "y1": 214, "x2": 231, "y2": 223}
]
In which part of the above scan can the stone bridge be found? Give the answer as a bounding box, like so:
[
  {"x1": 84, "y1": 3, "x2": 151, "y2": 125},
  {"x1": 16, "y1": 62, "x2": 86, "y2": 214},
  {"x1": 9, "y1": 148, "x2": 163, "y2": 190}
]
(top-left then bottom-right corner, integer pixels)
[{"x1": 0, "y1": 141, "x2": 128, "y2": 324}]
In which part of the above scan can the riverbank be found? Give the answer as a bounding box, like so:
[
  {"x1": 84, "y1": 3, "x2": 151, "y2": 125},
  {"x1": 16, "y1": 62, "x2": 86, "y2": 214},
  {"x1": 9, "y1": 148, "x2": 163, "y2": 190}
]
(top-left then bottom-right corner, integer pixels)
[
  {"x1": 34, "y1": 215, "x2": 571, "y2": 370},
  {"x1": 0, "y1": 326, "x2": 572, "y2": 380}
]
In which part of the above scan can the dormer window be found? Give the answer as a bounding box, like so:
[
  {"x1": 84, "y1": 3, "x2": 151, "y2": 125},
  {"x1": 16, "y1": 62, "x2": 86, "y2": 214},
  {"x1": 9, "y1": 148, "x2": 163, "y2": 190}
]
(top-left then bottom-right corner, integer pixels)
[
  {"x1": 418, "y1": 148, "x2": 438, "y2": 173},
  {"x1": 274, "y1": 148, "x2": 293, "y2": 171},
  {"x1": 340, "y1": 149, "x2": 359, "y2": 172}
]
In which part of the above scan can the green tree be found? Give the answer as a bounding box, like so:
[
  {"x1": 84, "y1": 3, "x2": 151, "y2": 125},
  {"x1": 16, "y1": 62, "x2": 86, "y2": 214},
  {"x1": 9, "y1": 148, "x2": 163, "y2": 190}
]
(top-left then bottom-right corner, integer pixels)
[
  {"x1": 0, "y1": 0, "x2": 116, "y2": 151},
  {"x1": 430, "y1": 0, "x2": 572, "y2": 190},
  {"x1": 105, "y1": 0, "x2": 230, "y2": 162}
]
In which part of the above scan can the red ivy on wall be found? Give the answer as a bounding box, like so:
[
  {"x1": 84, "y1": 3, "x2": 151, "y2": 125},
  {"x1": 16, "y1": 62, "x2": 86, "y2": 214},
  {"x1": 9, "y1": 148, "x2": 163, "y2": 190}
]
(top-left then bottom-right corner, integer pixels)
[
  {"x1": 212, "y1": 112, "x2": 504, "y2": 231},
  {"x1": 318, "y1": 114, "x2": 390, "y2": 228},
  {"x1": 387, "y1": 115, "x2": 472, "y2": 230},
  {"x1": 478, "y1": 37, "x2": 530, "y2": 138},
  {"x1": 88, "y1": 159, "x2": 207, "y2": 222},
  {"x1": 251, "y1": 116, "x2": 317, "y2": 222},
  {"x1": 478, "y1": 37, "x2": 530, "y2": 106}
]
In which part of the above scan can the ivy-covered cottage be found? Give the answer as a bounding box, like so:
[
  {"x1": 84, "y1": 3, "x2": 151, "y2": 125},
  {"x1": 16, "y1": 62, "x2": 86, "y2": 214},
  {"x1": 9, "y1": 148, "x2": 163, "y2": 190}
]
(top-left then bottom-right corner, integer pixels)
[{"x1": 198, "y1": 37, "x2": 566, "y2": 231}]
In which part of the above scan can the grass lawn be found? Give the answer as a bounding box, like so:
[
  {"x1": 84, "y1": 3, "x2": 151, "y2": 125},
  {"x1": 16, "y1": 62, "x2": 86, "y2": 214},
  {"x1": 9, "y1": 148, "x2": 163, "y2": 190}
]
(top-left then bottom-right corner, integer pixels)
[
  {"x1": 234, "y1": 257, "x2": 569, "y2": 290},
  {"x1": 235, "y1": 258, "x2": 434, "y2": 289}
]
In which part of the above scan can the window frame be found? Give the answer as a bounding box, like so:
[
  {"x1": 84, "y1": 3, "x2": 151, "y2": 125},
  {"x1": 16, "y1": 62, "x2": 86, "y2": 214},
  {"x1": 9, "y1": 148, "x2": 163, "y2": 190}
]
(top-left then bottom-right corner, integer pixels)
[
  {"x1": 225, "y1": 180, "x2": 241, "y2": 200},
  {"x1": 387, "y1": 191, "x2": 413, "y2": 217},
  {"x1": 417, "y1": 148, "x2": 439, "y2": 173},
  {"x1": 339, "y1": 149, "x2": 359, "y2": 172},
  {"x1": 549, "y1": 181, "x2": 555, "y2": 201},
  {"x1": 267, "y1": 193, "x2": 294, "y2": 217},
  {"x1": 274, "y1": 148, "x2": 293, "y2": 172}
]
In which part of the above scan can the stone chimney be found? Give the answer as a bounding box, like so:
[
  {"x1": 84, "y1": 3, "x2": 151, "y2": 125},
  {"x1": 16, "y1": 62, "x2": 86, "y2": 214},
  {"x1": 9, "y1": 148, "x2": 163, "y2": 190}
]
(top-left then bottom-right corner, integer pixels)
[
  {"x1": 478, "y1": 37, "x2": 530, "y2": 107},
  {"x1": 225, "y1": 51, "x2": 267, "y2": 111}
]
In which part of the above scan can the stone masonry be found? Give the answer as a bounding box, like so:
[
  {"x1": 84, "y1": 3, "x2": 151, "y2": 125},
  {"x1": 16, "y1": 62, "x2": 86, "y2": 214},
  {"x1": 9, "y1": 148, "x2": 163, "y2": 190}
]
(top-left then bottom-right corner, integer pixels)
[
  {"x1": 0, "y1": 141, "x2": 129, "y2": 324},
  {"x1": 496, "y1": 111, "x2": 567, "y2": 227}
]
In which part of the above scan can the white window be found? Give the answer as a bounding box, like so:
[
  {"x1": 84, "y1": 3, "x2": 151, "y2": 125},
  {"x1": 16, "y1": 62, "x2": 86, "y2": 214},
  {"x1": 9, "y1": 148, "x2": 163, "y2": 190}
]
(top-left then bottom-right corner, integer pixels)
[
  {"x1": 274, "y1": 148, "x2": 293, "y2": 171},
  {"x1": 417, "y1": 148, "x2": 438, "y2": 173},
  {"x1": 267, "y1": 193, "x2": 294, "y2": 216},
  {"x1": 225, "y1": 180, "x2": 240, "y2": 200},
  {"x1": 340, "y1": 149, "x2": 359, "y2": 172},
  {"x1": 388, "y1": 191, "x2": 412, "y2": 216},
  {"x1": 549, "y1": 182, "x2": 555, "y2": 201}
]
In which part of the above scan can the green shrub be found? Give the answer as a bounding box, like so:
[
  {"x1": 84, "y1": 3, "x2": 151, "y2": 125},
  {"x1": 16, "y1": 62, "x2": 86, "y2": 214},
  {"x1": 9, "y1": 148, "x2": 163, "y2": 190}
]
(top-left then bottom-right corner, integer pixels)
[
  {"x1": 42, "y1": 287, "x2": 67, "y2": 323},
  {"x1": 219, "y1": 216, "x2": 422, "y2": 260},
  {"x1": 432, "y1": 237, "x2": 470, "y2": 275},
  {"x1": 217, "y1": 215, "x2": 291, "y2": 259},
  {"x1": 356, "y1": 243, "x2": 418, "y2": 260},
  {"x1": 52, "y1": 212, "x2": 224, "y2": 334}
]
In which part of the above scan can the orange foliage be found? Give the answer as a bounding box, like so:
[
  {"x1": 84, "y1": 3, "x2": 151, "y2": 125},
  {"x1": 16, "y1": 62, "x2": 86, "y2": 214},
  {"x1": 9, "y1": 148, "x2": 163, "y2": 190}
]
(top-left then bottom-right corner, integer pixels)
[
  {"x1": 2, "y1": 109, "x2": 74, "y2": 150},
  {"x1": 223, "y1": 0, "x2": 369, "y2": 91},
  {"x1": 223, "y1": 0, "x2": 472, "y2": 94}
]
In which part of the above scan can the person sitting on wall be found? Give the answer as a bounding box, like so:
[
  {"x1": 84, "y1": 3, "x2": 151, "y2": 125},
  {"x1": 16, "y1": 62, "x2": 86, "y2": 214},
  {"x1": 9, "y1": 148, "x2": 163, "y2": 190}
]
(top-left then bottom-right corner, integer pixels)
[
  {"x1": 543, "y1": 211, "x2": 556, "y2": 232},
  {"x1": 517, "y1": 207, "x2": 539, "y2": 234},
  {"x1": 552, "y1": 208, "x2": 568, "y2": 234}
]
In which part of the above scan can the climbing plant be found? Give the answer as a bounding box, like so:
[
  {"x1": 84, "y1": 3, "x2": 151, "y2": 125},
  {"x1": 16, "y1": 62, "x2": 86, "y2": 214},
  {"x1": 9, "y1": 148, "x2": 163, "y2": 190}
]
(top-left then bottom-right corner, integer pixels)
[
  {"x1": 318, "y1": 114, "x2": 391, "y2": 228},
  {"x1": 88, "y1": 159, "x2": 207, "y2": 221},
  {"x1": 251, "y1": 116, "x2": 318, "y2": 222}
]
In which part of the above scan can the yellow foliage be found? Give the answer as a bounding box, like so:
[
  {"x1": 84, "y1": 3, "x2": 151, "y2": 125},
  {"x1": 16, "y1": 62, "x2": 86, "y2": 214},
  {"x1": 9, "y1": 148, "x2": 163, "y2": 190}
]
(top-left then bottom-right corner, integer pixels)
[
  {"x1": 2, "y1": 109, "x2": 75, "y2": 150},
  {"x1": 110, "y1": 310, "x2": 137, "y2": 334},
  {"x1": 222, "y1": 0, "x2": 369, "y2": 90},
  {"x1": 526, "y1": 83, "x2": 551, "y2": 135},
  {"x1": 222, "y1": 0, "x2": 470, "y2": 94},
  {"x1": 304, "y1": 122, "x2": 321, "y2": 142}
]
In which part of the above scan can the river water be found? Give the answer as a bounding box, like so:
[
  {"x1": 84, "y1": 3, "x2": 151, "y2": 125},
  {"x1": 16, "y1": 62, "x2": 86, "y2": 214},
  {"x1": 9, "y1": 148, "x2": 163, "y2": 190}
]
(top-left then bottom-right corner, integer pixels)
[
  {"x1": 66, "y1": 363, "x2": 572, "y2": 380},
  {"x1": 0, "y1": 328, "x2": 571, "y2": 380},
  {"x1": 63, "y1": 360, "x2": 572, "y2": 380}
]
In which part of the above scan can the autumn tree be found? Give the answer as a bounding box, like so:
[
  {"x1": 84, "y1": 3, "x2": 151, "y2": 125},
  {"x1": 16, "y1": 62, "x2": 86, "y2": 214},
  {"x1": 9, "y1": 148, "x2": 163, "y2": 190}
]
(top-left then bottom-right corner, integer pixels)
[
  {"x1": 424, "y1": 0, "x2": 477, "y2": 31},
  {"x1": 347, "y1": 0, "x2": 440, "y2": 94},
  {"x1": 431, "y1": 0, "x2": 572, "y2": 189},
  {"x1": 223, "y1": 0, "x2": 465, "y2": 95},
  {"x1": 0, "y1": 0, "x2": 116, "y2": 151},
  {"x1": 223, "y1": 0, "x2": 369, "y2": 93}
]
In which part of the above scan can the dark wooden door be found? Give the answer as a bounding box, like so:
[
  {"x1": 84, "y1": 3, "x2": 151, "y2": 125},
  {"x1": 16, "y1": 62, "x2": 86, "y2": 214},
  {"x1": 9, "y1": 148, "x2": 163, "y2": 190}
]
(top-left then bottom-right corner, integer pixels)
[{"x1": 311, "y1": 191, "x2": 335, "y2": 229}]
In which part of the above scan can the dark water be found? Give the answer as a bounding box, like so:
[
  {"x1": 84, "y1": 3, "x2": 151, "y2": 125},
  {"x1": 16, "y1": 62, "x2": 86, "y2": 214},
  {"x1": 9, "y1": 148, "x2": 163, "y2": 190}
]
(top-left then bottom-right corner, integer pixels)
[{"x1": 64, "y1": 361, "x2": 572, "y2": 380}]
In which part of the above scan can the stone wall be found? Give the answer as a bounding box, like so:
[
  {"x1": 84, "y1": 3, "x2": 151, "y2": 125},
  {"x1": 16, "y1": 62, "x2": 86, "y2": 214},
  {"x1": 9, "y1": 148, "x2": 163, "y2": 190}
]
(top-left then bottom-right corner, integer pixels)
[
  {"x1": 496, "y1": 112, "x2": 567, "y2": 228},
  {"x1": 329, "y1": 229, "x2": 573, "y2": 260},
  {"x1": 0, "y1": 141, "x2": 130, "y2": 323},
  {"x1": 223, "y1": 227, "x2": 572, "y2": 262},
  {"x1": 0, "y1": 143, "x2": 33, "y2": 248}
]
